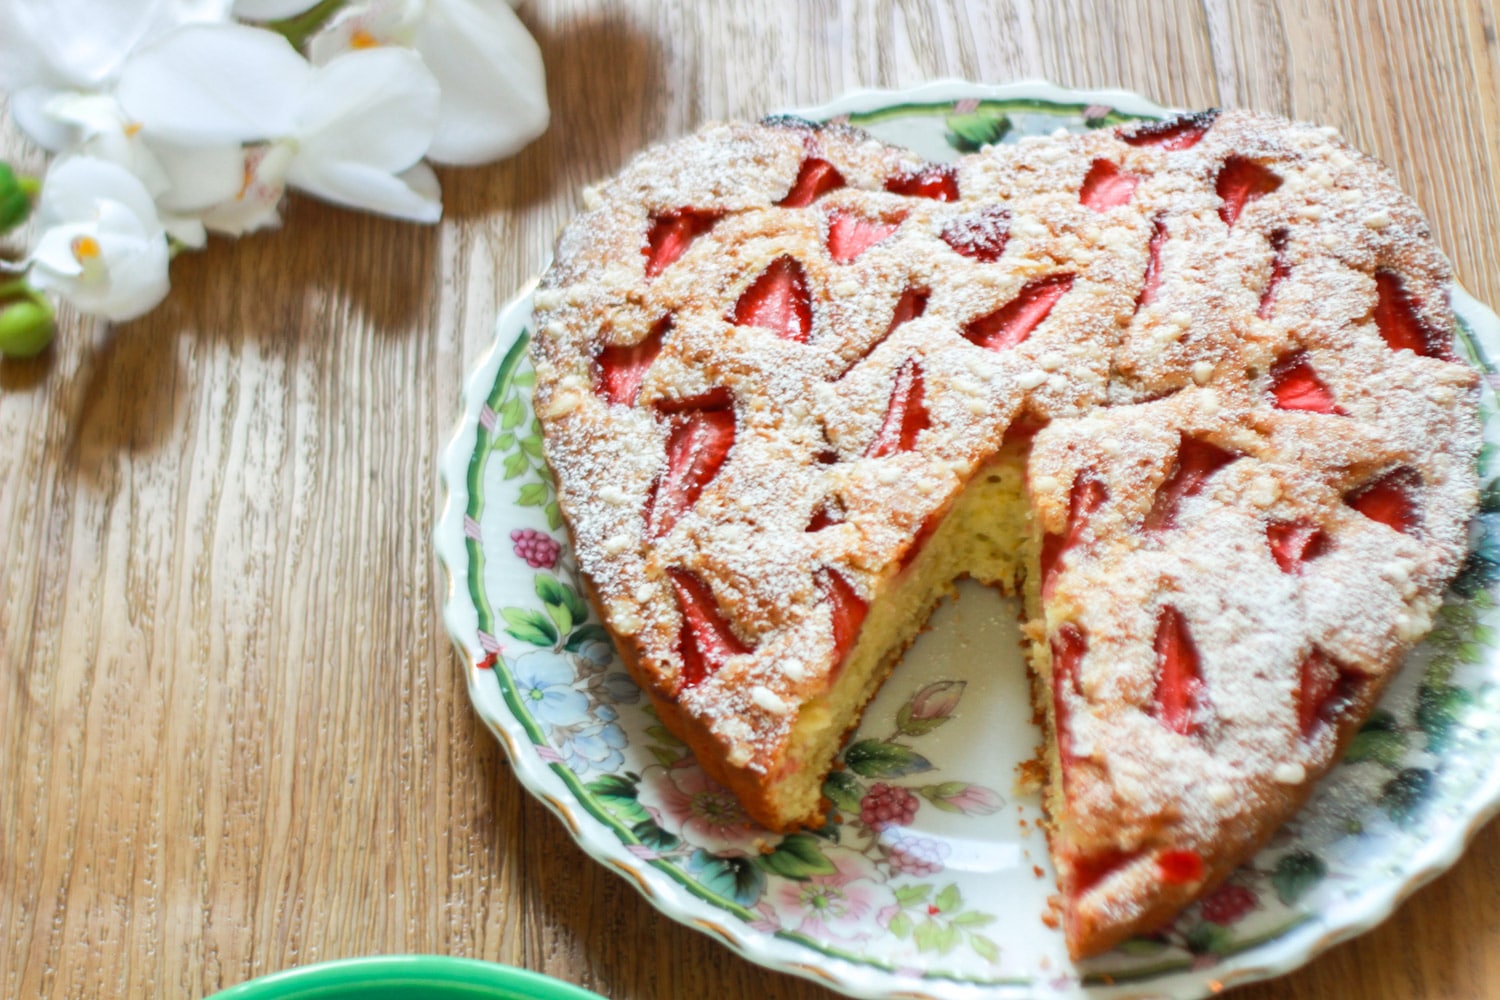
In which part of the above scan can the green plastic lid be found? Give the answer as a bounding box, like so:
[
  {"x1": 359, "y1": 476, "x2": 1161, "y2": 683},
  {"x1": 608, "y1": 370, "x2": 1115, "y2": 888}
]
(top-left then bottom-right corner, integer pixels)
[{"x1": 207, "y1": 956, "x2": 606, "y2": 1000}]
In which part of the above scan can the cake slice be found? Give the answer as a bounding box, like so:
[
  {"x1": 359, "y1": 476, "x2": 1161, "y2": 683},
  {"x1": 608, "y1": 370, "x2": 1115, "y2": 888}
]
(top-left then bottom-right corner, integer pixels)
[{"x1": 528, "y1": 110, "x2": 1480, "y2": 957}]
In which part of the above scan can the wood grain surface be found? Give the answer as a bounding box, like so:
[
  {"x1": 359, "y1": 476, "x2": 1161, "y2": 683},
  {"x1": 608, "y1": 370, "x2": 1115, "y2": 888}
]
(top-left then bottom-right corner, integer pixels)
[{"x1": 3, "y1": 2, "x2": 1499, "y2": 997}]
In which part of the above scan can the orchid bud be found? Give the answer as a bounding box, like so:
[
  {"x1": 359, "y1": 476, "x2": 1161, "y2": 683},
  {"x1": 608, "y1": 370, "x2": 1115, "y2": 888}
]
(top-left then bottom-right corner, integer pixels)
[
  {"x1": 0, "y1": 164, "x2": 39, "y2": 234},
  {"x1": 0, "y1": 282, "x2": 56, "y2": 358}
]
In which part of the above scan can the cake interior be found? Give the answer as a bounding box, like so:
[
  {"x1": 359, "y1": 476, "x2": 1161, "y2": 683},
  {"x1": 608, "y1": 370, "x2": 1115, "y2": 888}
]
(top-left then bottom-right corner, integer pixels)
[{"x1": 777, "y1": 441, "x2": 1049, "y2": 826}]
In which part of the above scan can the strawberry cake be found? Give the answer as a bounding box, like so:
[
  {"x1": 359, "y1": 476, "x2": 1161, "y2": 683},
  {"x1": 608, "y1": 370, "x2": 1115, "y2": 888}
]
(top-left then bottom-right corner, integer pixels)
[{"x1": 526, "y1": 109, "x2": 1481, "y2": 958}]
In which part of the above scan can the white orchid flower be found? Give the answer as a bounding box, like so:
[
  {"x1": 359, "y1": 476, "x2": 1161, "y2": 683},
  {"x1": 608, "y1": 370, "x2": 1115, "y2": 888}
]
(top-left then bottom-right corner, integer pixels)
[
  {"x1": 307, "y1": 0, "x2": 548, "y2": 165},
  {"x1": 0, "y1": 0, "x2": 232, "y2": 150},
  {"x1": 41, "y1": 92, "x2": 247, "y2": 248},
  {"x1": 27, "y1": 157, "x2": 171, "y2": 322},
  {"x1": 117, "y1": 22, "x2": 443, "y2": 225}
]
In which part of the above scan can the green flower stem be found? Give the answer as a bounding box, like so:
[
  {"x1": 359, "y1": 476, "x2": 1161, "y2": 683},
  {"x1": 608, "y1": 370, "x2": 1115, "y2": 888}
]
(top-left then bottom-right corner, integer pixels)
[{"x1": 266, "y1": 0, "x2": 345, "y2": 49}]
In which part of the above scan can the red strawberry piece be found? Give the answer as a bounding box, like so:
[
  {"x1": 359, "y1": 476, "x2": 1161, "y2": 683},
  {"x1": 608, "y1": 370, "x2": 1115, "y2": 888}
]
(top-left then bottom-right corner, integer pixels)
[
  {"x1": 1134, "y1": 216, "x2": 1167, "y2": 313},
  {"x1": 865, "y1": 357, "x2": 930, "y2": 458},
  {"x1": 1374, "y1": 269, "x2": 1450, "y2": 360},
  {"x1": 1215, "y1": 156, "x2": 1282, "y2": 227},
  {"x1": 1152, "y1": 606, "x2": 1205, "y2": 736},
  {"x1": 645, "y1": 401, "x2": 736, "y2": 538},
  {"x1": 885, "y1": 163, "x2": 960, "y2": 201},
  {"x1": 669, "y1": 568, "x2": 751, "y2": 689},
  {"x1": 1156, "y1": 848, "x2": 1205, "y2": 885},
  {"x1": 595, "y1": 315, "x2": 669, "y2": 406},
  {"x1": 732, "y1": 256, "x2": 813, "y2": 343},
  {"x1": 779, "y1": 157, "x2": 846, "y2": 207},
  {"x1": 1344, "y1": 467, "x2": 1420, "y2": 534},
  {"x1": 644, "y1": 209, "x2": 719, "y2": 278},
  {"x1": 1266, "y1": 519, "x2": 1330, "y2": 573},
  {"x1": 1268, "y1": 350, "x2": 1343, "y2": 414},
  {"x1": 819, "y1": 567, "x2": 868, "y2": 672},
  {"x1": 1066, "y1": 847, "x2": 1139, "y2": 897},
  {"x1": 1258, "y1": 228, "x2": 1291, "y2": 319},
  {"x1": 827, "y1": 210, "x2": 901, "y2": 263},
  {"x1": 1050, "y1": 624, "x2": 1088, "y2": 771},
  {"x1": 898, "y1": 514, "x2": 941, "y2": 571},
  {"x1": 807, "y1": 503, "x2": 841, "y2": 532},
  {"x1": 1297, "y1": 648, "x2": 1357, "y2": 737},
  {"x1": 940, "y1": 205, "x2": 1010, "y2": 262},
  {"x1": 963, "y1": 274, "x2": 1076, "y2": 352},
  {"x1": 1119, "y1": 110, "x2": 1218, "y2": 150},
  {"x1": 834, "y1": 286, "x2": 929, "y2": 380},
  {"x1": 1144, "y1": 435, "x2": 1239, "y2": 531},
  {"x1": 1079, "y1": 159, "x2": 1139, "y2": 211},
  {"x1": 1040, "y1": 472, "x2": 1108, "y2": 600}
]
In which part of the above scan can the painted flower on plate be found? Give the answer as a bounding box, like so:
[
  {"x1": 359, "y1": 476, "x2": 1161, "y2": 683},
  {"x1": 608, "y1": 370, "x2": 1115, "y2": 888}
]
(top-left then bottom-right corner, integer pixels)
[
  {"x1": 559, "y1": 707, "x2": 627, "y2": 775},
  {"x1": 758, "y1": 849, "x2": 897, "y2": 945},
  {"x1": 510, "y1": 655, "x2": 590, "y2": 729},
  {"x1": 635, "y1": 760, "x2": 760, "y2": 854}
]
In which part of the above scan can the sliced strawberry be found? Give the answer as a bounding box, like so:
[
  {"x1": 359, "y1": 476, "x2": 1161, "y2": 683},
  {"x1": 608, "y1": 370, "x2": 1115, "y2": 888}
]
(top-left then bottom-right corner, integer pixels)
[
  {"x1": 1345, "y1": 467, "x2": 1420, "y2": 534},
  {"x1": 1079, "y1": 159, "x2": 1139, "y2": 211},
  {"x1": 1134, "y1": 216, "x2": 1167, "y2": 314},
  {"x1": 669, "y1": 568, "x2": 751, "y2": 689},
  {"x1": 1216, "y1": 157, "x2": 1282, "y2": 227},
  {"x1": 827, "y1": 210, "x2": 901, "y2": 263},
  {"x1": 1257, "y1": 228, "x2": 1291, "y2": 319},
  {"x1": 1065, "y1": 847, "x2": 1140, "y2": 897},
  {"x1": 779, "y1": 157, "x2": 846, "y2": 207},
  {"x1": 595, "y1": 315, "x2": 669, "y2": 406},
  {"x1": 1144, "y1": 435, "x2": 1239, "y2": 531},
  {"x1": 1269, "y1": 350, "x2": 1343, "y2": 414},
  {"x1": 897, "y1": 514, "x2": 941, "y2": 571},
  {"x1": 819, "y1": 568, "x2": 868, "y2": 673},
  {"x1": 865, "y1": 357, "x2": 930, "y2": 458},
  {"x1": 963, "y1": 274, "x2": 1075, "y2": 352},
  {"x1": 1050, "y1": 624, "x2": 1088, "y2": 770},
  {"x1": 1119, "y1": 110, "x2": 1218, "y2": 150},
  {"x1": 1374, "y1": 269, "x2": 1450, "y2": 359},
  {"x1": 1297, "y1": 648, "x2": 1358, "y2": 737},
  {"x1": 1152, "y1": 606, "x2": 1205, "y2": 736},
  {"x1": 644, "y1": 209, "x2": 719, "y2": 278},
  {"x1": 645, "y1": 401, "x2": 736, "y2": 538},
  {"x1": 806, "y1": 502, "x2": 841, "y2": 532},
  {"x1": 1040, "y1": 473, "x2": 1108, "y2": 601},
  {"x1": 1156, "y1": 849, "x2": 1206, "y2": 884},
  {"x1": 731, "y1": 256, "x2": 813, "y2": 343},
  {"x1": 885, "y1": 163, "x2": 960, "y2": 201},
  {"x1": 834, "y1": 286, "x2": 929, "y2": 379},
  {"x1": 940, "y1": 205, "x2": 1010, "y2": 262},
  {"x1": 1266, "y1": 519, "x2": 1330, "y2": 573}
]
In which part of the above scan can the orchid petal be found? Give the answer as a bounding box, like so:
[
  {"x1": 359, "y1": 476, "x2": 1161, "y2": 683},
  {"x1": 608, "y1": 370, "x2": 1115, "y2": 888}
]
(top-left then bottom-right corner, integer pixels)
[
  {"x1": 36, "y1": 157, "x2": 163, "y2": 232},
  {"x1": 0, "y1": 0, "x2": 167, "y2": 92},
  {"x1": 9, "y1": 86, "x2": 79, "y2": 152},
  {"x1": 149, "y1": 141, "x2": 246, "y2": 213},
  {"x1": 117, "y1": 23, "x2": 309, "y2": 145},
  {"x1": 286, "y1": 157, "x2": 442, "y2": 223},
  {"x1": 416, "y1": 0, "x2": 548, "y2": 164},
  {"x1": 232, "y1": 0, "x2": 327, "y2": 19},
  {"x1": 294, "y1": 47, "x2": 439, "y2": 172}
]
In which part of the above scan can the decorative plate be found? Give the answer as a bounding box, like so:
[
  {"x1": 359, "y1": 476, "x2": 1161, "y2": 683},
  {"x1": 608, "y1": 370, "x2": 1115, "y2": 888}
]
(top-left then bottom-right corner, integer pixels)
[{"x1": 435, "y1": 81, "x2": 1500, "y2": 999}]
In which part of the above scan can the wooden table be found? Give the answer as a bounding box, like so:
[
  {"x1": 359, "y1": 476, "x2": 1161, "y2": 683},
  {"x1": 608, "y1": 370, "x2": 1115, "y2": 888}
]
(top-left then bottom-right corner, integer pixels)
[{"x1": 4, "y1": 2, "x2": 1499, "y2": 997}]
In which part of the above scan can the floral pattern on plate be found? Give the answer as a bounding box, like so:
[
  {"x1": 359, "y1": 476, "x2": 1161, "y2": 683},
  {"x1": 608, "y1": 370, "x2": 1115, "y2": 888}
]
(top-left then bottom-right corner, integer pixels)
[{"x1": 436, "y1": 81, "x2": 1500, "y2": 999}]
